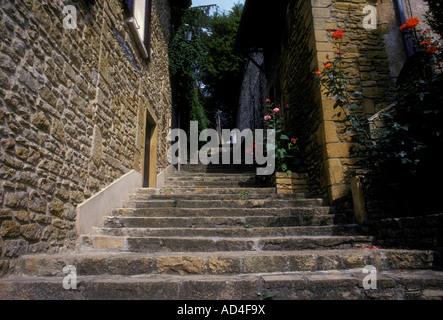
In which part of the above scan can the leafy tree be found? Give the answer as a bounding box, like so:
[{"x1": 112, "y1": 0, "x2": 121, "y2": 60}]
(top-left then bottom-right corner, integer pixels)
[
  {"x1": 169, "y1": 7, "x2": 211, "y2": 135},
  {"x1": 200, "y1": 3, "x2": 246, "y2": 128},
  {"x1": 169, "y1": 3, "x2": 246, "y2": 137}
]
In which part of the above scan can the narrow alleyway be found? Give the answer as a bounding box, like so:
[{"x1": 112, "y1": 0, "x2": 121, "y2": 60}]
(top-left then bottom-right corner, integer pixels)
[{"x1": 1, "y1": 147, "x2": 442, "y2": 299}]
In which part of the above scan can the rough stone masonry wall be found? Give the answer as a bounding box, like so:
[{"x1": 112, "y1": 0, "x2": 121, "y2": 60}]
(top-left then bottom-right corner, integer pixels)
[
  {"x1": 266, "y1": 0, "x2": 407, "y2": 205},
  {"x1": 264, "y1": 0, "x2": 322, "y2": 197},
  {"x1": 0, "y1": 0, "x2": 172, "y2": 275},
  {"x1": 310, "y1": 0, "x2": 402, "y2": 204}
]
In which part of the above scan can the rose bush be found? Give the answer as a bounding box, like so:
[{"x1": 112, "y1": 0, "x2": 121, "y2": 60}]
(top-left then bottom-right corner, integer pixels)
[{"x1": 263, "y1": 100, "x2": 298, "y2": 175}]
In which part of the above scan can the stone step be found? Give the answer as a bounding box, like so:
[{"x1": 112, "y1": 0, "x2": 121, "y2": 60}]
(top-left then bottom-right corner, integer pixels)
[
  {"x1": 104, "y1": 214, "x2": 335, "y2": 228},
  {"x1": 98, "y1": 225, "x2": 357, "y2": 237},
  {"x1": 12, "y1": 249, "x2": 435, "y2": 277},
  {"x1": 79, "y1": 235, "x2": 374, "y2": 252},
  {"x1": 138, "y1": 187, "x2": 277, "y2": 196},
  {"x1": 163, "y1": 180, "x2": 261, "y2": 187},
  {"x1": 179, "y1": 164, "x2": 256, "y2": 170},
  {"x1": 122, "y1": 199, "x2": 327, "y2": 209},
  {"x1": 2, "y1": 270, "x2": 443, "y2": 300},
  {"x1": 167, "y1": 173, "x2": 257, "y2": 181},
  {"x1": 179, "y1": 166, "x2": 256, "y2": 174},
  {"x1": 132, "y1": 192, "x2": 312, "y2": 201},
  {"x1": 111, "y1": 206, "x2": 333, "y2": 217},
  {"x1": 173, "y1": 172, "x2": 257, "y2": 178}
]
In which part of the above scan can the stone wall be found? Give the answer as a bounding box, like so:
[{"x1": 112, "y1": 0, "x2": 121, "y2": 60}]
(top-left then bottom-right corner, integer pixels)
[
  {"x1": 260, "y1": 0, "x2": 412, "y2": 205},
  {"x1": 263, "y1": 0, "x2": 323, "y2": 198},
  {"x1": 359, "y1": 213, "x2": 443, "y2": 269},
  {"x1": 0, "y1": 0, "x2": 173, "y2": 275}
]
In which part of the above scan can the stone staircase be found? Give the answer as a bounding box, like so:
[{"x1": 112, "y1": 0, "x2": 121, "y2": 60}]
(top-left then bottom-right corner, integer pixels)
[{"x1": 1, "y1": 159, "x2": 443, "y2": 300}]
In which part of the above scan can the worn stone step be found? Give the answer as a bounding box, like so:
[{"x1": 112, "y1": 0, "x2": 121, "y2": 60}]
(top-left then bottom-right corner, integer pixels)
[
  {"x1": 79, "y1": 235, "x2": 374, "y2": 252},
  {"x1": 13, "y1": 249, "x2": 435, "y2": 277},
  {"x1": 179, "y1": 166, "x2": 256, "y2": 173},
  {"x1": 2, "y1": 270, "x2": 443, "y2": 300},
  {"x1": 111, "y1": 206, "x2": 333, "y2": 218},
  {"x1": 104, "y1": 214, "x2": 334, "y2": 228},
  {"x1": 122, "y1": 199, "x2": 327, "y2": 209},
  {"x1": 132, "y1": 192, "x2": 312, "y2": 201},
  {"x1": 138, "y1": 187, "x2": 277, "y2": 196},
  {"x1": 98, "y1": 225, "x2": 357, "y2": 237},
  {"x1": 173, "y1": 172, "x2": 257, "y2": 178},
  {"x1": 163, "y1": 180, "x2": 261, "y2": 187},
  {"x1": 167, "y1": 174, "x2": 257, "y2": 181}
]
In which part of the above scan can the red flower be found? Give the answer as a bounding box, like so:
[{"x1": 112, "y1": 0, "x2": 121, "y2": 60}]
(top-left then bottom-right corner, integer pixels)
[
  {"x1": 335, "y1": 50, "x2": 344, "y2": 55},
  {"x1": 400, "y1": 24, "x2": 407, "y2": 32},
  {"x1": 291, "y1": 138, "x2": 296, "y2": 142},
  {"x1": 420, "y1": 40, "x2": 432, "y2": 47},
  {"x1": 331, "y1": 30, "x2": 344, "y2": 39},
  {"x1": 324, "y1": 63, "x2": 332, "y2": 68},
  {"x1": 405, "y1": 17, "x2": 419, "y2": 29},
  {"x1": 315, "y1": 70, "x2": 322, "y2": 76},
  {"x1": 427, "y1": 45, "x2": 437, "y2": 54},
  {"x1": 266, "y1": 98, "x2": 271, "y2": 103}
]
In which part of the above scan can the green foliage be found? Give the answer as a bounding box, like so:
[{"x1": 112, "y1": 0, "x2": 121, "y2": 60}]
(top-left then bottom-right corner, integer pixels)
[
  {"x1": 374, "y1": 26, "x2": 443, "y2": 176},
  {"x1": 200, "y1": 4, "x2": 246, "y2": 127},
  {"x1": 169, "y1": 3, "x2": 246, "y2": 133},
  {"x1": 169, "y1": 8, "x2": 211, "y2": 134},
  {"x1": 314, "y1": 34, "x2": 371, "y2": 152},
  {"x1": 263, "y1": 101, "x2": 298, "y2": 175},
  {"x1": 315, "y1": 25, "x2": 443, "y2": 216}
]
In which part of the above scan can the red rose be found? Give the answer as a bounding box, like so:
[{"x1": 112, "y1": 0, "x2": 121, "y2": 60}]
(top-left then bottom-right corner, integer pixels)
[
  {"x1": 427, "y1": 45, "x2": 437, "y2": 54},
  {"x1": 405, "y1": 17, "x2": 419, "y2": 29},
  {"x1": 331, "y1": 30, "x2": 344, "y2": 39}
]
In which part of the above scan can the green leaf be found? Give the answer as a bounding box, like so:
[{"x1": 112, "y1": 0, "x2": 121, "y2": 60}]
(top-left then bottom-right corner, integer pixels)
[{"x1": 280, "y1": 134, "x2": 289, "y2": 140}]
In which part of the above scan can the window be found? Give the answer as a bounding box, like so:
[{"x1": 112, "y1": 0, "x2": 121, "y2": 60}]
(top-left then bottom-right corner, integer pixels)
[{"x1": 125, "y1": 0, "x2": 152, "y2": 59}]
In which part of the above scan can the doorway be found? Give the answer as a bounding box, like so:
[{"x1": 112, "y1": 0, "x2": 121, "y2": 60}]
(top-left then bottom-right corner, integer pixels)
[{"x1": 142, "y1": 105, "x2": 158, "y2": 188}]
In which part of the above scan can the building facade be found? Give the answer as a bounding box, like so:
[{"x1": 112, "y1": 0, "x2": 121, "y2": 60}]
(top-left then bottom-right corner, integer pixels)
[
  {"x1": 236, "y1": 0, "x2": 431, "y2": 205},
  {"x1": 0, "y1": 0, "x2": 189, "y2": 274}
]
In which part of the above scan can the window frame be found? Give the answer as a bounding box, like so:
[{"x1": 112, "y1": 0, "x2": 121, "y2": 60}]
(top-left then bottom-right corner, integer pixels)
[{"x1": 125, "y1": 0, "x2": 152, "y2": 59}]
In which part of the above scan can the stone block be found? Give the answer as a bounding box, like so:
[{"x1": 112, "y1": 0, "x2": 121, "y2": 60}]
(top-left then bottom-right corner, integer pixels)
[
  {"x1": 311, "y1": 0, "x2": 333, "y2": 8},
  {"x1": 288, "y1": 253, "x2": 317, "y2": 271},
  {"x1": 312, "y1": 7, "x2": 331, "y2": 18},
  {"x1": 317, "y1": 253, "x2": 342, "y2": 270},
  {"x1": 1, "y1": 220, "x2": 21, "y2": 237},
  {"x1": 208, "y1": 256, "x2": 241, "y2": 274},
  {"x1": 30, "y1": 112, "x2": 50, "y2": 132},
  {"x1": 325, "y1": 142, "x2": 352, "y2": 159},
  {"x1": 334, "y1": 2, "x2": 358, "y2": 10},
  {"x1": 243, "y1": 254, "x2": 286, "y2": 273},
  {"x1": 156, "y1": 256, "x2": 207, "y2": 275},
  {"x1": 4, "y1": 192, "x2": 29, "y2": 209},
  {"x1": 328, "y1": 184, "x2": 349, "y2": 202},
  {"x1": 323, "y1": 158, "x2": 345, "y2": 186},
  {"x1": 108, "y1": 256, "x2": 153, "y2": 275}
]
